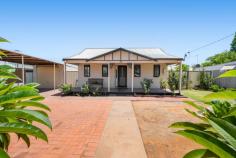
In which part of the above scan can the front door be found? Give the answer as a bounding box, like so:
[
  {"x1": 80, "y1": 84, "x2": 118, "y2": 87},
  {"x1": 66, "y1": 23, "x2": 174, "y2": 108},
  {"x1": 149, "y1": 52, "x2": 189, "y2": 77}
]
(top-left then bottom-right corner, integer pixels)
[{"x1": 118, "y1": 66, "x2": 127, "y2": 87}]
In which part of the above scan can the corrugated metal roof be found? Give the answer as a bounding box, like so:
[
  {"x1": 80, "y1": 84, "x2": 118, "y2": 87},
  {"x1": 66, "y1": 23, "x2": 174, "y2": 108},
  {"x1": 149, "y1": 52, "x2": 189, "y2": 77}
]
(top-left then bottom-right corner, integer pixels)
[
  {"x1": 0, "y1": 48, "x2": 62, "y2": 65},
  {"x1": 65, "y1": 48, "x2": 181, "y2": 60}
]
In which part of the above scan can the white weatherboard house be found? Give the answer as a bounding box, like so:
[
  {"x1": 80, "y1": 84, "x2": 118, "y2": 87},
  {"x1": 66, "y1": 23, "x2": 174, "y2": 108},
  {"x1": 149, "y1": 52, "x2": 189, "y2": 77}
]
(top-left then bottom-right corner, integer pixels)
[{"x1": 63, "y1": 48, "x2": 183, "y2": 94}]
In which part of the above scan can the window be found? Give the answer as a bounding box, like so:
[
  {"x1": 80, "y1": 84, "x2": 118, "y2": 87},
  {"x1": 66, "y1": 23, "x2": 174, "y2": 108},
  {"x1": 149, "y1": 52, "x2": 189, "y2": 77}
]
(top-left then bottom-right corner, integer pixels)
[
  {"x1": 134, "y1": 64, "x2": 141, "y2": 77},
  {"x1": 102, "y1": 64, "x2": 108, "y2": 77},
  {"x1": 153, "y1": 65, "x2": 160, "y2": 77},
  {"x1": 84, "y1": 65, "x2": 90, "y2": 77}
]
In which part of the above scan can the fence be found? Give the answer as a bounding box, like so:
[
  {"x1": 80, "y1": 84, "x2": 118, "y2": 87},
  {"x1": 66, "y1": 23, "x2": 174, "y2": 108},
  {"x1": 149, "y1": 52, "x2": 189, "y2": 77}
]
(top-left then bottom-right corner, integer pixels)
[
  {"x1": 184, "y1": 70, "x2": 236, "y2": 89},
  {"x1": 66, "y1": 71, "x2": 78, "y2": 87}
]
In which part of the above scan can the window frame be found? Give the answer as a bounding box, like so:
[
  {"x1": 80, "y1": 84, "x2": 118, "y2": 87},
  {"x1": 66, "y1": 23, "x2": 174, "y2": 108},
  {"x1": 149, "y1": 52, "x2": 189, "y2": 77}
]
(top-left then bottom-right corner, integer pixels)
[
  {"x1": 84, "y1": 65, "x2": 90, "y2": 77},
  {"x1": 102, "y1": 64, "x2": 108, "y2": 77},
  {"x1": 134, "y1": 64, "x2": 141, "y2": 77},
  {"x1": 153, "y1": 65, "x2": 160, "y2": 77}
]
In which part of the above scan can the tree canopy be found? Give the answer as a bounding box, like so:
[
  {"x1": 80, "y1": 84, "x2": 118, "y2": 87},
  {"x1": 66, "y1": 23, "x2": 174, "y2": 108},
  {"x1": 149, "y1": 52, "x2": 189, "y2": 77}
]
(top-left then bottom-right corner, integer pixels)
[
  {"x1": 230, "y1": 33, "x2": 236, "y2": 51},
  {"x1": 202, "y1": 33, "x2": 236, "y2": 67},
  {"x1": 202, "y1": 51, "x2": 236, "y2": 67}
]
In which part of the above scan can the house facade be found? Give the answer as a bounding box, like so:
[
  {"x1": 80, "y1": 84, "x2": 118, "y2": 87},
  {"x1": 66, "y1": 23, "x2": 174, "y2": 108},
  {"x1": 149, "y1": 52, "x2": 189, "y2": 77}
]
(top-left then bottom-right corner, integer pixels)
[{"x1": 63, "y1": 48, "x2": 183, "y2": 93}]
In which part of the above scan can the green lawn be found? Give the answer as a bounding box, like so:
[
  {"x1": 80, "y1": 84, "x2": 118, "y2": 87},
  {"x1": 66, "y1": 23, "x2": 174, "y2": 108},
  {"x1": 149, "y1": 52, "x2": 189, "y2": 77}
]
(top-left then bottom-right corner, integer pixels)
[
  {"x1": 182, "y1": 89, "x2": 236, "y2": 103},
  {"x1": 182, "y1": 89, "x2": 212, "y2": 102}
]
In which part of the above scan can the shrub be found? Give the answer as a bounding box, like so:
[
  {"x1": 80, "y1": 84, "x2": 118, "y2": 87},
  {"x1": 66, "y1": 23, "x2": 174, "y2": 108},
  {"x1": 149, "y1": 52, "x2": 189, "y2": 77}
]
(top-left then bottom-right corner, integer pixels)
[
  {"x1": 160, "y1": 79, "x2": 168, "y2": 90},
  {"x1": 81, "y1": 83, "x2": 90, "y2": 95},
  {"x1": 140, "y1": 78, "x2": 153, "y2": 94},
  {"x1": 210, "y1": 84, "x2": 224, "y2": 92},
  {"x1": 170, "y1": 100, "x2": 236, "y2": 157},
  {"x1": 59, "y1": 84, "x2": 72, "y2": 95},
  {"x1": 168, "y1": 70, "x2": 178, "y2": 93},
  {"x1": 210, "y1": 84, "x2": 220, "y2": 92},
  {"x1": 199, "y1": 71, "x2": 213, "y2": 90}
]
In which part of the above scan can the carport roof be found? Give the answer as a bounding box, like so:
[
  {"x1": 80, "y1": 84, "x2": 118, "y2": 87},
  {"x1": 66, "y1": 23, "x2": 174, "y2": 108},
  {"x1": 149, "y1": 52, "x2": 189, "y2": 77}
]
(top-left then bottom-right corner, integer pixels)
[{"x1": 0, "y1": 48, "x2": 62, "y2": 65}]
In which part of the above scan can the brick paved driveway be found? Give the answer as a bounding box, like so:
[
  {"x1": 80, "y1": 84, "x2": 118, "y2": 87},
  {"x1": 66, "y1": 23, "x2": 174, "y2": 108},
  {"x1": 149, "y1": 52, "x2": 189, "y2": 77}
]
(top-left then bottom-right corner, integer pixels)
[{"x1": 8, "y1": 91, "x2": 112, "y2": 158}]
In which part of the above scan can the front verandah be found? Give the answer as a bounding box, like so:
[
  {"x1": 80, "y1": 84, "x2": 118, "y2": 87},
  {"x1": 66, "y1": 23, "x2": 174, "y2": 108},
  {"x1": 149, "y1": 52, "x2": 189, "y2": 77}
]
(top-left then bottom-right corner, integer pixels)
[{"x1": 64, "y1": 61, "x2": 183, "y2": 95}]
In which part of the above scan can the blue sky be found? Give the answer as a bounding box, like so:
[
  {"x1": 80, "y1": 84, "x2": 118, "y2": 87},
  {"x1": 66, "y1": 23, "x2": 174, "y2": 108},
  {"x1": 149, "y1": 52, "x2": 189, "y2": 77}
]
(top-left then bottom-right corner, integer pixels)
[{"x1": 0, "y1": 0, "x2": 235, "y2": 65}]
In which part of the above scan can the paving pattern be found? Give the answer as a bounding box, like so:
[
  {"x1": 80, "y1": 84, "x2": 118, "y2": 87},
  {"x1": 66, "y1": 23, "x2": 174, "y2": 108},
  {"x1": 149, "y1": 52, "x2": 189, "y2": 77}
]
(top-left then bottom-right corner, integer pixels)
[
  {"x1": 8, "y1": 90, "x2": 194, "y2": 158},
  {"x1": 8, "y1": 91, "x2": 112, "y2": 158}
]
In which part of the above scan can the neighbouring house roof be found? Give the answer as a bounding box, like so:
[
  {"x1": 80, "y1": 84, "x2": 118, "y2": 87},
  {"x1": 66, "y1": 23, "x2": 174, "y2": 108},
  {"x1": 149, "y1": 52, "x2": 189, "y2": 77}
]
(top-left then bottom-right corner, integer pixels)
[
  {"x1": 0, "y1": 48, "x2": 62, "y2": 65},
  {"x1": 195, "y1": 61, "x2": 236, "y2": 71},
  {"x1": 63, "y1": 48, "x2": 182, "y2": 60}
]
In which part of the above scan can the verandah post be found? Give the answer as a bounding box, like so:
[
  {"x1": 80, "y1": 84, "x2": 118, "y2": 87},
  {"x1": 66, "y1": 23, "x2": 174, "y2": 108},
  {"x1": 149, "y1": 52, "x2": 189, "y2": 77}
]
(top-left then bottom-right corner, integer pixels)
[
  {"x1": 64, "y1": 62, "x2": 66, "y2": 84},
  {"x1": 131, "y1": 62, "x2": 134, "y2": 93},
  {"x1": 53, "y1": 63, "x2": 56, "y2": 90},
  {"x1": 21, "y1": 55, "x2": 25, "y2": 84},
  {"x1": 179, "y1": 61, "x2": 182, "y2": 95},
  {"x1": 108, "y1": 63, "x2": 110, "y2": 92}
]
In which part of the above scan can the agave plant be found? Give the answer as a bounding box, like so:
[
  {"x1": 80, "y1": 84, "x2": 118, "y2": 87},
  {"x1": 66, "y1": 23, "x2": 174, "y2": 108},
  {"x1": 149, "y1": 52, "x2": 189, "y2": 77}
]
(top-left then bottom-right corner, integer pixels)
[
  {"x1": 0, "y1": 37, "x2": 51, "y2": 157},
  {"x1": 170, "y1": 100, "x2": 236, "y2": 158}
]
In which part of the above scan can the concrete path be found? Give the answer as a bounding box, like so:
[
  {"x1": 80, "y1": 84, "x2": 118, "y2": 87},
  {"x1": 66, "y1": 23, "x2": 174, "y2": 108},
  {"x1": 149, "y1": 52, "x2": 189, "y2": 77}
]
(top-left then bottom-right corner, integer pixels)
[{"x1": 96, "y1": 101, "x2": 147, "y2": 158}]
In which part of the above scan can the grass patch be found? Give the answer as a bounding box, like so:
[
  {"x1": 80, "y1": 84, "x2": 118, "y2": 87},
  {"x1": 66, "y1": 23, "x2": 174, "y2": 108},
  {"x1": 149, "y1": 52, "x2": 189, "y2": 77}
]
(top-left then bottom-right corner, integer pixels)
[
  {"x1": 182, "y1": 89, "x2": 236, "y2": 103},
  {"x1": 182, "y1": 89, "x2": 213, "y2": 102}
]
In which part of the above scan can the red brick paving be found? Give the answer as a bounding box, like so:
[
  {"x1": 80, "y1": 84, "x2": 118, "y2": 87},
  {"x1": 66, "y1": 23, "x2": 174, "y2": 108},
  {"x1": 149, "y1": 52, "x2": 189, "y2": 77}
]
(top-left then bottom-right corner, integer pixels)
[
  {"x1": 8, "y1": 91, "x2": 112, "y2": 158},
  {"x1": 8, "y1": 90, "x2": 190, "y2": 158}
]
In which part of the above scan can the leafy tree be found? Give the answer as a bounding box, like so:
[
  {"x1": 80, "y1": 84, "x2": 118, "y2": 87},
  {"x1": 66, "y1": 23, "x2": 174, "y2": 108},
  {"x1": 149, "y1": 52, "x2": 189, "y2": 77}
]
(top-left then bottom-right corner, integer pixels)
[
  {"x1": 175, "y1": 64, "x2": 189, "y2": 72},
  {"x1": 231, "y1": 32, "x2": 236, "y2": 51},
  {"x1": 202, "y1": 51, "x2": 236, "y2": 67},
  {"x1": 0, "y1": 37, "x2": 51, "y2": 157},
  {"x1": 202, "y1": 33, "x2": 236, "y2": 67},
  {"x1": 199, "y1": 71, "x2": 213, "y2": 90}
]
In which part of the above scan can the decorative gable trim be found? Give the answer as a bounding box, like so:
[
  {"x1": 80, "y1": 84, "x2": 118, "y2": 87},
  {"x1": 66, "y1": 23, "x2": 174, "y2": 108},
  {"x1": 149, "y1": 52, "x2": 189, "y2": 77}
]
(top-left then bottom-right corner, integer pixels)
[{"x1": 87, "y1": 48, "x2": 154, "y2": 61}]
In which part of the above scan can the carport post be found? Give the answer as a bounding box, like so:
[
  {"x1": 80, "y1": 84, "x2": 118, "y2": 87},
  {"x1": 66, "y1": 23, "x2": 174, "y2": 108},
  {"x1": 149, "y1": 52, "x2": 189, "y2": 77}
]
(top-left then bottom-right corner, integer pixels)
[
  {"x1": 53, "y1": 63, "x2": 56, "y2": 90},
  {"x1": 179, "y1": 61, "x2": 182, "y2": 95},
  {"x1": 21, "y1": 55, "x2": 25, "y2": 84}
]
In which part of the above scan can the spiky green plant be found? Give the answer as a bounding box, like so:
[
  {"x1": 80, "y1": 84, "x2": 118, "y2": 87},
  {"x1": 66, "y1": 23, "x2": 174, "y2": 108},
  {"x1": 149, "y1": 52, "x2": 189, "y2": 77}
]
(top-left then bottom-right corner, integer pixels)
[{"x1": 170, "y1": 100, "x2": 236, "y2": 158}]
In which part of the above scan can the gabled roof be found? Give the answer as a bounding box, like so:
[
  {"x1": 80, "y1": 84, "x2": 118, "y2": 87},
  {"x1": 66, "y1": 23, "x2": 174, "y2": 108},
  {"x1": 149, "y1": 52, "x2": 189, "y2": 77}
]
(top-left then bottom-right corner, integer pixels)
[{"x1": 63, "y1": 48, "x2": 182, "y2": 60}]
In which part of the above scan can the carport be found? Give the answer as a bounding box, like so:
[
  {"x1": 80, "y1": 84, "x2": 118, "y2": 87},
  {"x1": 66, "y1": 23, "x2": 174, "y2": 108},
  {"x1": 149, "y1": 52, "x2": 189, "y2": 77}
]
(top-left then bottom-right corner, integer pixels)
[{"x1": 0, "y1": 48, "x2": 64, "y2": 90}]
